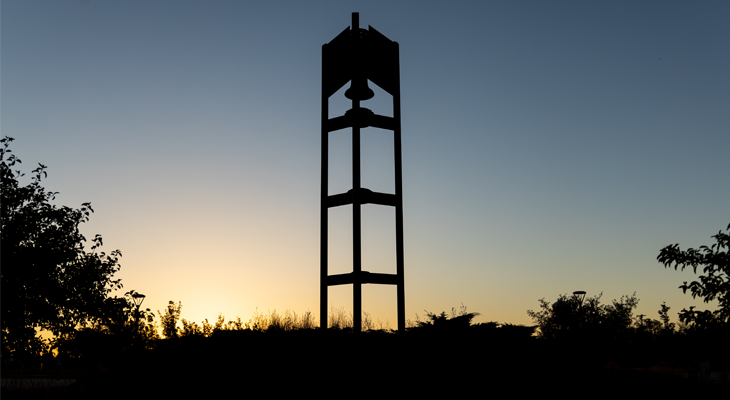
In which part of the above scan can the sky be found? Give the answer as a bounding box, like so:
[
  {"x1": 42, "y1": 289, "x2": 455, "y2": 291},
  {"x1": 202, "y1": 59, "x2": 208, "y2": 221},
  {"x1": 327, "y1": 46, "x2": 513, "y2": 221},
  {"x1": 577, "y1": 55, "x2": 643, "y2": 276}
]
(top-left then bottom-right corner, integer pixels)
[{"x1": 2, "y1": 0, "x2": 729, "y2": 330}]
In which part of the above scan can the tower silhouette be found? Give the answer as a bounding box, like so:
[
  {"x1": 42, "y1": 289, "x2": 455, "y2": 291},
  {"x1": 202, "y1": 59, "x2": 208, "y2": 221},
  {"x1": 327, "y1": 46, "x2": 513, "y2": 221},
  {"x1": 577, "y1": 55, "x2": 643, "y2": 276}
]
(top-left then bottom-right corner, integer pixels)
[{"x1": 320, "y1": 13, "x2": 405, "y2": 332}]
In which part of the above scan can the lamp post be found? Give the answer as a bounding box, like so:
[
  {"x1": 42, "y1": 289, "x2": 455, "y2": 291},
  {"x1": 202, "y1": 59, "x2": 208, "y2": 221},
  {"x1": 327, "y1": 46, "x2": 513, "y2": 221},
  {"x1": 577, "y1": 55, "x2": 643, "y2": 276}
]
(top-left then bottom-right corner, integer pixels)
[
  {"x1": 572, "y1": 291, "x2": 586, "y2": 308},
  {"x1": 131, "y1": 293, "x2": 146, "y2": 333},
  {"x1": 572, "y1": 291, "x2": 586, "y2": 333}
]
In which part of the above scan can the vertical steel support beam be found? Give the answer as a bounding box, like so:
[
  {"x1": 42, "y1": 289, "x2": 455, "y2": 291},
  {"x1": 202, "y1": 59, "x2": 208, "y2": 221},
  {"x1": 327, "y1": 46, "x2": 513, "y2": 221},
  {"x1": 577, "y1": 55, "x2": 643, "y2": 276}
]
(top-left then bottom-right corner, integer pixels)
[
  {"x1": 393, "y1": 42, "x2": 405, "y2": 332},
  {"x1": 320, "y1": 43, "x2": 329, "y2": 330},
  {"x1": 351, "y1": 12, "x2": 363, "y2": 333}
]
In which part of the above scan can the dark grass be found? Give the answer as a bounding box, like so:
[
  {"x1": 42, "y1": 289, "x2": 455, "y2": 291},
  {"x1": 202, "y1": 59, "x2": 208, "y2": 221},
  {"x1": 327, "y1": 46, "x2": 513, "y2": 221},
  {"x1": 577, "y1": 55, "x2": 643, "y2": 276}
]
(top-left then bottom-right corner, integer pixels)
[{"x1": 3, "y1": 329, "x2": 728, "y2": 399}]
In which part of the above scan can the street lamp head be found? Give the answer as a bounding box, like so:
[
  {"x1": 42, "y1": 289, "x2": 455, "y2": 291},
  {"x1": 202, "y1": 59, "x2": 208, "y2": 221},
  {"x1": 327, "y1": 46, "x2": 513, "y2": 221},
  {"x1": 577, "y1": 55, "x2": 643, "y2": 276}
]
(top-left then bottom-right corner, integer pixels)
[
  {"x1": 572, "y1": 291, "x2": 586, "y2": 306},
  {"x1": 131, "y1": 293, "x2": 146, "y2": 308}
]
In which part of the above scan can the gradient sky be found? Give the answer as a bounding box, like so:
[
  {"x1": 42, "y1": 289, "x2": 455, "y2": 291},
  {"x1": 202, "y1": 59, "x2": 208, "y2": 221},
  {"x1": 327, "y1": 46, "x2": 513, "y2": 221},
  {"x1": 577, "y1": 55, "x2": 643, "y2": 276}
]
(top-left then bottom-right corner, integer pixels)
[{"x1": 3, "y1": 1, "x2": 729, "y2": 330}]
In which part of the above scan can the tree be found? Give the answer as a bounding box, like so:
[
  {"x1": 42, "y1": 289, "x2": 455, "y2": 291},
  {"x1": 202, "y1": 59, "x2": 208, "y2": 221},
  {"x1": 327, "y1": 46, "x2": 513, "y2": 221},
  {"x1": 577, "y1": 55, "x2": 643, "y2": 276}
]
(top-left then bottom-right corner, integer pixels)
[
  {"x1": 1, "y1": 137, "x2": 124, "y2": 357},
  {"x1": 527, "y1": 292, "x2": 639, "y2": 340},
  {"x1": 158, "y1": 301, "x2": 182, "y2": 339},
  {"x1": 635, "y1": 302, "x2": 677, "y2": 338},
  {"x1": 657, "y1": 302, "x2": 675, "y2": 333},
  {"x1": 180, "y1": 318, "x2": 204, "y2": 337},
  {"x1": 53, "y1": 290, "x2": 159, "y2": 358},
  {"x1": 657, "y1": 223, "x2": 730, "y2": 328}
]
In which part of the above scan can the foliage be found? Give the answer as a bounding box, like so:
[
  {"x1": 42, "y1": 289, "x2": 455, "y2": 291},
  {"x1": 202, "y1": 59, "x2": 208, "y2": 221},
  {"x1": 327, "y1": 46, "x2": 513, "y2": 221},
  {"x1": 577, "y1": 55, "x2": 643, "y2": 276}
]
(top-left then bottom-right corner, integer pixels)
[
  {"x1": 527, "y1": 294, "x2": 576, "y2": 339},
  {"x1": 327, "y1": 307, "x2": 352, "y2": 330},
  {"x1": 115, "y1": 290, "x2": 159, "y2": 347},
  {"x1": 497, "y1": 322, "x2": 537, "y2": 338},
  {"x1": 657, "y1": 302, "x2": 675, "y2": 332},
  {"x1": 1, "y1": 137, "x2": 123, "y2": 358},
  {"x1": 323, "y1": 308, "x2": 379, "y2": 331},
  {"x1": 181, "y1": 318, "x2": 204, "y2": 337},
  {"x1": 158, "y1": 301, "x2": 182, "y2": 339},
  {"x1": 177, "y1": 307, "x2": 318, "y2": 337},
  {"x1": 634, "y1": 302, "x2": 677, "y2": 338},
  {"x1": 298, "y1": 310, "x2": 318, "y2": 330},
  {"x1": 657, "y1": 223, "x2": 729, "y2": 328},
  {"x1": 83, "y1": 290, "x2": 154, "y2": 336},
  {"x1": 527, "y1": 292, "x2": 639, "y2": 340},
  {"x1": 201, "y1": 318, "x2": 214, "y2": 337},
  {"x1": 250, "y1": 309, "x2": 318, "y2": 332},
  {"x1": 411, "y1": 304, "x2": 481, "y2": 331},
  {"x1": 268, "y1": 309, "x2": 301, "y2": 332},
  {"x1": 52, "y1": 290, "x2": 158, "y2": 358}
]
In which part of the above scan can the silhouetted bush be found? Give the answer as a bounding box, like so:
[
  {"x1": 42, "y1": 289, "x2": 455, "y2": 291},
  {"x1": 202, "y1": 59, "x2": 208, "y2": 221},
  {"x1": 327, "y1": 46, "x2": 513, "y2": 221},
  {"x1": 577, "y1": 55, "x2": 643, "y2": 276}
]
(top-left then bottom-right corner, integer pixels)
[
  {"x1": 527, "y1": 292, "x2": 639, "y2": 342},
  {"x1": 410, "y1": 304, "x2": 480, "y2": 333}
]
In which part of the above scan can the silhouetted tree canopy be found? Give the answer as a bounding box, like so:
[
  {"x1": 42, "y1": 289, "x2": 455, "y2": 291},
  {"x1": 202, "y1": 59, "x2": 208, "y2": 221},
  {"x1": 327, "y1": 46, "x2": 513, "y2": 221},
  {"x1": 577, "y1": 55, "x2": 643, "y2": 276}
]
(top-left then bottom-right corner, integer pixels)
[
  {"x1": 658, "y1": 223, "x2": 730, "y2": 328},
  {"x1": 158, "y1": 300, "x2": 182, "y2": 339},
  {"x1": 53, "y1": 290, "x2": 158, "y2": 359},
  {"x1": 527, "y1": 292, "x2": 639, "y2": 340},
  {"x1": 1, "y1": 137, "x2": 124, "y2": 358}
]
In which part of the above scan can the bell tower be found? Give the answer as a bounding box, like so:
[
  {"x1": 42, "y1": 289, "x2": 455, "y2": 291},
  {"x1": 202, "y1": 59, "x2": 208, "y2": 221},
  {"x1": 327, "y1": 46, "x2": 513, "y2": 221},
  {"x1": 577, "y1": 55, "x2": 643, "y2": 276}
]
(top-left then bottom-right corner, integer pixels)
[{"x1": 320, "y1": 12, "x2": 405, "y2": 332}]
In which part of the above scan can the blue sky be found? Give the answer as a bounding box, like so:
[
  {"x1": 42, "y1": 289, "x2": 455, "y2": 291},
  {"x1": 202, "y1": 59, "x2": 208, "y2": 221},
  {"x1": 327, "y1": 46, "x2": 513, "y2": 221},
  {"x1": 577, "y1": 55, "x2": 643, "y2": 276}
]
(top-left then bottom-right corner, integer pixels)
[{"x1": 2, "y1": 0, "x2": 728, "y2": 329}]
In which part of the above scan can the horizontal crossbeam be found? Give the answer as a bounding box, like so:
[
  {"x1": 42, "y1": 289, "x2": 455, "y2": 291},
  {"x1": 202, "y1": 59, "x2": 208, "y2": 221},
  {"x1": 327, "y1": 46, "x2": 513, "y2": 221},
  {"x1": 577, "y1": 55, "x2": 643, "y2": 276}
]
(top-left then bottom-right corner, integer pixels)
[
  {"x1": 326, "y1": 271, "x2": 399, "y2": 286},
  {"x1": 327, "y1": 188, "x2": 396, "y2": 208}
]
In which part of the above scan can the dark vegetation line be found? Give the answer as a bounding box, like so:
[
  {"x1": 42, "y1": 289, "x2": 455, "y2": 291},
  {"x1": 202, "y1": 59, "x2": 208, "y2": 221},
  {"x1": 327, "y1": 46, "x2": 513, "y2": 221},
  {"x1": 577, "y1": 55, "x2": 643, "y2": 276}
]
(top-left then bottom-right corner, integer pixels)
[{"x1": 2, "y1": 136, "x2": 728, "y2": 397}]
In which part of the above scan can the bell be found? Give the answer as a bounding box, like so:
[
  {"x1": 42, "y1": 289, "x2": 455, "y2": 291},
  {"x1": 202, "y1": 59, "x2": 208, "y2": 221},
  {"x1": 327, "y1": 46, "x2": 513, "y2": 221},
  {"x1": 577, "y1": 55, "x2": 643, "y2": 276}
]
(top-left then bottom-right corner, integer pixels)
[{"x1": 345, "y1": 77, "x2": 374, "y2": 101}]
